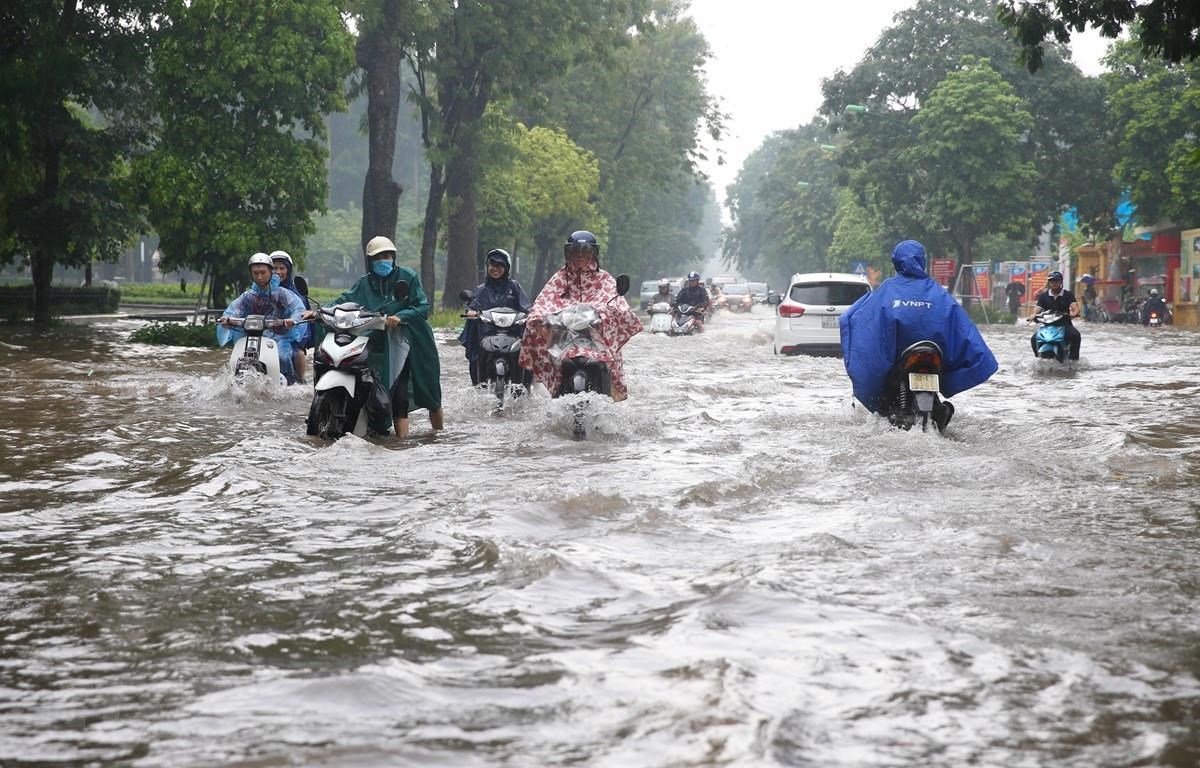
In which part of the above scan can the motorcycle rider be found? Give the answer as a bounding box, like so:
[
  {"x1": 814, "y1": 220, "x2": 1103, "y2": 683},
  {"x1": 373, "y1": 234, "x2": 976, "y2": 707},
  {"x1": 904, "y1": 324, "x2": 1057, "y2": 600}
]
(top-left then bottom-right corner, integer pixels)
[
  {"x1": 270, "y1": 250, "x2": 312, "y2": 383},
  {"x1": 458, "y1": 248, "x2": 532, "y2": 386},
  {"x1": 1142, "y1": 288, "x2": 1168, "y2": 325},
  {"x1": 840, "y1": 240, "x2": 997, "y2": 430},
  {"x1": 1030, "y1": 270, "x2": 1081, "y2": 359},
  {"x1": 519, "y1": 230, "x2": 642, "y2": 401},
  {"x1": 217, "y1": 252, "x2": 306, "y2": 384},
  {"x1": 307, "y1": 236, "x2": 443, "y2": 438},
  {"x1": 673, "y1": 271, "x2": 710, "y2": 330},
  {"x1": 654, "y1": 279, "x2": 672, "y2": 304}
]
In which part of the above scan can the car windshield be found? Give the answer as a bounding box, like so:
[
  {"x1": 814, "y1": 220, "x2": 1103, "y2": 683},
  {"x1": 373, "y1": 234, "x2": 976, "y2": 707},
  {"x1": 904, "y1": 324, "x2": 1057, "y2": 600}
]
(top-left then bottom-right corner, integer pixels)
[
  {"x1": 789, "y1": 281, "x2": 869, "y2": 305},
  {"x1": 723, "y1": 284, "x2": 749, "y2": 295},
  {"x1": 747, "y1": 283, "x2": 766, "y2": 294}
]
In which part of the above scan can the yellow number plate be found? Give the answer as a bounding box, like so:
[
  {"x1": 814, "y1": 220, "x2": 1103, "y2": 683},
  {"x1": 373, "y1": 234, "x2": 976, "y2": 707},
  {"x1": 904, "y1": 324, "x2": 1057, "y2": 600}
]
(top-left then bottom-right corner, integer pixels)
[{"x1": 908, "y1": 373, "x2": 939, "y2": 392}]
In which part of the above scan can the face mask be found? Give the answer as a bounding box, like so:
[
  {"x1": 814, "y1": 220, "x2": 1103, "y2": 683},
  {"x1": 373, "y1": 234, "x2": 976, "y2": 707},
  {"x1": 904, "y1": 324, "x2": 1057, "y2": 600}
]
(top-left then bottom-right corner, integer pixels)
[
  {"x1": 269, "y1": 275, "x2": 281, "y2": 290},
  {"x1": 371, "y1": 259, "x2": 393, "y2": 277}
]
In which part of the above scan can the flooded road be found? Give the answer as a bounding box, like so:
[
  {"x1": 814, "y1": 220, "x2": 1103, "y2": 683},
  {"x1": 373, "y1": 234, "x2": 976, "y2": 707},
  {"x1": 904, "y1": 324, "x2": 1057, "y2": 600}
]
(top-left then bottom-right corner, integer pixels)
[{"x1": 2, "y1": 310, "x2": 1199, "y2": 766}]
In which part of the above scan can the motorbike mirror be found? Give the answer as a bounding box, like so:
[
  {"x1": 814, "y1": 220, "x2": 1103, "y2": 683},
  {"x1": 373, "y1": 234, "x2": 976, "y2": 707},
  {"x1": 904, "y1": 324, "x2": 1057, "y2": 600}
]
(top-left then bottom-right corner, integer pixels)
[
  {"x1": 767, "y1": 292, "x2": 782, "y2": 306},
  {"x1": 293, "y1": 275, "x2": 308, "y2": 296},
  {"x1": 459, "y1": 289, "x2": 474, "y2": 302},
  {"x1": 393, "y1": 281, "x2": 410, "y2": 302},
  {"x1": 616, "y1": 274, "x2": 631, "y2": 297}
]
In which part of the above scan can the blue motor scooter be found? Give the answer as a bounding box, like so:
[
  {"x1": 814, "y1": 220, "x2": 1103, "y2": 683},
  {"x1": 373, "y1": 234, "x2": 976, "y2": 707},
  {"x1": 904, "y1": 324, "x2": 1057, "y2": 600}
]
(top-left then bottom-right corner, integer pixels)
[{"x1": 1029, "y1": 310, "x2": 1069, "y2": 363}]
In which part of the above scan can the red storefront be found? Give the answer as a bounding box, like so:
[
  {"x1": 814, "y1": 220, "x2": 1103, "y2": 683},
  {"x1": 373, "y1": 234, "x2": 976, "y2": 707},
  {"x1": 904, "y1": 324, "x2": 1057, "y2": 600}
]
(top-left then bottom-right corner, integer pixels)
[{"x1": 1121, "y1": 232, "x2": 1181, "y2": 301}]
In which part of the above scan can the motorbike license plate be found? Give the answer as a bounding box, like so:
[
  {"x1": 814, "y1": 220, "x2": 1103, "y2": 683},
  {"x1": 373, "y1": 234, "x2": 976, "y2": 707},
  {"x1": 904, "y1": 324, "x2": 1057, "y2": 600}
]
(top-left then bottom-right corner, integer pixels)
[
  {"x1": 908, "y1": 373, "x2": 939, "y2": 392},
  {"x1": 821, "y1": 316, "x2": 839, "y2": 329}
]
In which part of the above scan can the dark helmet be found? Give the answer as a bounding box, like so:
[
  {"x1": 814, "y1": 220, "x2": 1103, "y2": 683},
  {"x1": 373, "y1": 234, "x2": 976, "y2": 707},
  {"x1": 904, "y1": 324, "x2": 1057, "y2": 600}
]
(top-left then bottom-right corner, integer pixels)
[
  {"x1": 564, "y1": 230, "x2": 600, "y2": 265},
  {"x1": 1047, "y1": 270, "x2": 1063, "y2": 282},
  {"x1": 485, "y1": 248, "x2": 511, "y2": 277},
  {"x1": 687, "y1": 271, "x2": 701, "y2": 281}
]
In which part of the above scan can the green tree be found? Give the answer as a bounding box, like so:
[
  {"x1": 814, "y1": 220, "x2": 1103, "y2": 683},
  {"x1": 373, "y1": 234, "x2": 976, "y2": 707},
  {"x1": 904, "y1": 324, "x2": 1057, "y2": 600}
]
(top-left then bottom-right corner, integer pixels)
[
  {"x1": 0, "y1": 0, "x2": 163, "y2": 331},
  {"x1": 904, "y1": 58, "x2": 1038, "y2": 268},
  {"x1": 136, "y1": 0, "x2": 354, "y2": 305},
  {"x1": 998, "y1": 0, "x2": 1200, "y2": 72},
  {"x1": 827, "y1": 188, "x2": 889, "y2": 275},
  {"x1": 722, "y1": 124, "x2": 840, "y2": 289},
  {"x1": 397, "y1": 0, "x2": 645, "y2": 308},
  {"x1": 477, "y1": 122, "x2": 604, "y2": 287},
  {"x1": 526, "y1": 0, "x2": 723, "y2": 286},
  {"x1": 1105, "y1": 47, "x2": 1200, "y2": 225},
  {"x1": 821, "y1": 0, "x2": 1116, "y2": 251}
]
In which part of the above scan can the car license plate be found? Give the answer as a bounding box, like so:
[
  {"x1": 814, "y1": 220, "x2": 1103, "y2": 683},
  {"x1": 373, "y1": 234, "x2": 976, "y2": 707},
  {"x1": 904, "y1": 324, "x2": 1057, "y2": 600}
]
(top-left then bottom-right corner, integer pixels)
[
  {"x1": 821, "y1": 316, "x2": 839, "y2": 329},
  {"x1": 908, "y1": 373, "x2": 939, "y2": 392}
]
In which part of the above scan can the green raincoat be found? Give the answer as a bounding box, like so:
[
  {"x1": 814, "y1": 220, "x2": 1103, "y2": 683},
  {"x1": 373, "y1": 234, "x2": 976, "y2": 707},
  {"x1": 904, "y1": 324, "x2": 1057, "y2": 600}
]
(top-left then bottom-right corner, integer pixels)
[{"x1": 331, "y1": 265, "x2": 442, "y2": 426}]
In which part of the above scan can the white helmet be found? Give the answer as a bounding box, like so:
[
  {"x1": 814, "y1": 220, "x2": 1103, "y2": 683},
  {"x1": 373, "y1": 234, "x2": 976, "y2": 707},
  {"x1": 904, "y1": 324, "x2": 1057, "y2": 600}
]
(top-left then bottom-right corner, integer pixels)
[
  {"x1": 658, "y1": 278, "x2": 670, "y2": 288},
  {"x1": 365, "y1": 236, "x2": 396, "y2": 257},
  {"x1": 269, "y1": 249, "x2": 292, "y2": 265},
  {"x1": 248, "y1": 252, "x2": 272, "y2": 269},
  {"x1": 1150, "y1": 288, "x2": 1159, "y2": 296}
]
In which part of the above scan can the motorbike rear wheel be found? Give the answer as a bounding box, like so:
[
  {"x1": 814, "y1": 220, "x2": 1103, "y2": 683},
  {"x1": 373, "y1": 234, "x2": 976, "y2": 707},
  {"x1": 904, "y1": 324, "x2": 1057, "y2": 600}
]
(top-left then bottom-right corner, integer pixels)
[{"x1": 307, "y1": 390, "x2": 348, "y2": 439}]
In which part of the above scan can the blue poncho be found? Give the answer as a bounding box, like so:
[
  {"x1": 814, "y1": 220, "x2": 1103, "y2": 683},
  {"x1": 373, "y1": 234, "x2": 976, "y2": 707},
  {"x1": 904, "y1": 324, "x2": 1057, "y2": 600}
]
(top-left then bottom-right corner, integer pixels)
[{"x1": 839, "y1": 240, "x2": 998, "y2": 412}]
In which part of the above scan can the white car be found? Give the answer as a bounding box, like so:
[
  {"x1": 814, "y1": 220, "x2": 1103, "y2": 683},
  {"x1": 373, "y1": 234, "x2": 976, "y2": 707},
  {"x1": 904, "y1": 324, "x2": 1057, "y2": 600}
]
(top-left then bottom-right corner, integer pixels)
[{"x1": 768, "y1": 272, "x2": 871, "y2": 356}]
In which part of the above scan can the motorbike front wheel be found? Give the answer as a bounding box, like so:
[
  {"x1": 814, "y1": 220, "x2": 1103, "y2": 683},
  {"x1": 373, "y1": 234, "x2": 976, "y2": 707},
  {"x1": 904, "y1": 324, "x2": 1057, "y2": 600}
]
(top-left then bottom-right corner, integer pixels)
[{"x1": 307, "y1": 389, "x2": 348, "y2": 439}]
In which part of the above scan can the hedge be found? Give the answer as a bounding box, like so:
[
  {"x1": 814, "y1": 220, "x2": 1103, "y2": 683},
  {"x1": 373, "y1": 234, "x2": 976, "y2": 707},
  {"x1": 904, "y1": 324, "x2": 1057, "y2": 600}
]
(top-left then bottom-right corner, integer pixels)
[{"x1": 0, "y1": 285, "x2": 121, "y2": 320}]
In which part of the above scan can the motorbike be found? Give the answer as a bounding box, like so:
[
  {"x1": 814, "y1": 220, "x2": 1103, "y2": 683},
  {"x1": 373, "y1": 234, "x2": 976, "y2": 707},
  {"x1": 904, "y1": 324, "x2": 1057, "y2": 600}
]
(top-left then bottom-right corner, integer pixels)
[
  {"x1": 218, "y1": 315, "x2": 288, "y2": 387},
  {"x1": 881, "y1": 340, "x2": 952, "y2": 433},
  {"x1": 647, "y1": 300, "x2": 673, "y2": 334},
  {"x1": 670, "y1": 304, "x2": 704, "y2": 336},
  {"x1": 305, "y1": 282, "x2": 409, "y2": 439},
  {"x1": 545, "y1": 274, "x2": 631, "y2": 438},
  {"x1": 1028, "y1": 310, "x2": 1069, "y2": 363},
  {"x1": 459, "y1": 289, "x2": 529, "y2": 409}
]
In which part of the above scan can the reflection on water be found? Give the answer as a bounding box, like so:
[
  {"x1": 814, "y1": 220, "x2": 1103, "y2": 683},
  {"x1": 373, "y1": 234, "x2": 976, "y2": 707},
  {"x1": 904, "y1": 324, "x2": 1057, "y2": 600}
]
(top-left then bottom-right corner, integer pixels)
[{"x1": 2, "y1": 313, "x2": 1199, "y2": 766}]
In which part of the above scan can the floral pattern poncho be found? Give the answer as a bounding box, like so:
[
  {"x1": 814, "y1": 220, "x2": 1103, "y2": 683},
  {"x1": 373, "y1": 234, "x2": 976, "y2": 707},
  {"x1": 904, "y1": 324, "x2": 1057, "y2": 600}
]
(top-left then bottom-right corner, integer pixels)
[{"x1": 519, "y1": 265, "x2": 642, "y2": 400}]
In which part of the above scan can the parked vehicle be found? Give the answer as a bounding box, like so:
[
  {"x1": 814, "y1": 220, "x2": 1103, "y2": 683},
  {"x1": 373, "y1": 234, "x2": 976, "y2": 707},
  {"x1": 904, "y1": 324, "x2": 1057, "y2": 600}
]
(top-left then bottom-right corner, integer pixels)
[
  {"x1": 880, "y1": 340, "x2": 952, "y2": 433},
  {"x1": 218, "y1": 315, "x2": 287, "y2": 387},
  {"x1": 715, "y1": 283, "x2": 754, "y2": 313},
  {"x1": 1028, "y1": 310, "x2": 1069, "y2": 363},
  {"x1": 306, "y1": 283, "x2": 409, "y2": 439},
  {"x1": 670, "y1": 304, "x2": 704, "y2": 336},
  {"x1": 768, "y1": 272, "x2": 871, "y2": 356},
  {"x1": 647, "y1": 301, "x2": 673, "y2": 334}
]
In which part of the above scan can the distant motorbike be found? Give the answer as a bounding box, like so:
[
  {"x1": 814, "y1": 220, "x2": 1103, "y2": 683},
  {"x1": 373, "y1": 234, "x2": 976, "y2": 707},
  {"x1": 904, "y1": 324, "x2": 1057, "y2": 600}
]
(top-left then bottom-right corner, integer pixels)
[
  {"x1": 459, "y1": 289, "x2": 529, "y2": 409},
  {"x1": 306, "y1": 282, "x2": 409, "y2": 439},
  {"x1": 546, "y1": 274, "x2": 631, "y2": 438},
  {"x1": 647, "y1": 301, "x2": 673, "y2": 334},
  {"x1": 670, "y1": 304, "x2": 704, "y2": 336},
  {"x1": 217, "y1": 315, "x2": 288, "y2": 387},
  {"x1": 880, "y1": 340, "x2": 952, "y2": 433},
  {"x1": 1028, "y1": 310, "x2": 1069, "y2": 363}
]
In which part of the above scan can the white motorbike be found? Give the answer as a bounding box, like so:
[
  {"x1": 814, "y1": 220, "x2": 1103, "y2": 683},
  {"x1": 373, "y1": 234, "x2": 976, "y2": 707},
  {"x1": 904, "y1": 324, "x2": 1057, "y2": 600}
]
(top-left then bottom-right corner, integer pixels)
[
  {"x1": 647, "y1": 301, "x2": 673, "y2": 334},
  {"x1": 218, "y1": 315, "x2": 288, "y2": 386},
  {"x1": 306, "y1": 282, "x2": 409, "y2": 439}
]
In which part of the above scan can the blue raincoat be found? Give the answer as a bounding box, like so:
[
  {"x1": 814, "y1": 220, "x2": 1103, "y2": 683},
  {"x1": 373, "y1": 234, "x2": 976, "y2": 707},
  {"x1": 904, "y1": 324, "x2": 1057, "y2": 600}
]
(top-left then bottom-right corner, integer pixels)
[
  {"x1": 216, "y1": 285, "x2": 307, "y2": 383},
  {"x1": 839, "y1": 240, "x2": 997, "y2": 412}
]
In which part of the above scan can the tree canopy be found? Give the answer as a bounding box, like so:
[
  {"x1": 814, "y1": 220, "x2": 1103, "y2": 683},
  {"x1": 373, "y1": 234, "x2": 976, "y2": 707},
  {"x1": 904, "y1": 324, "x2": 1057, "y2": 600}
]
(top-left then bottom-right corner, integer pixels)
[
  {"x1": 998, "y1": 0, "x2": 1200, "y2": 72},
  {"x1": 136, "y1": 0, "x2": 354, "y2": 304}
]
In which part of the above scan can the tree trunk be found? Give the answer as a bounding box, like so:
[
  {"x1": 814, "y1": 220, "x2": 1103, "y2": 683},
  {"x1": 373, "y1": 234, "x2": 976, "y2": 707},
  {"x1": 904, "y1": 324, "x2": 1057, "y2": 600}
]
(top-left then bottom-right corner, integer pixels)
[
  {"x1": 442, "y1": 156, "x2": 478, "y2": 308},
  {"x1": 533, "y1": 233, "x2": 557, "y2": 294},
  {"x1": 419, "y1": 163, "x2": 444, "y2": 294},
  {"x1": 356, "y1": 2, "x2": 404, "y2": 274}
]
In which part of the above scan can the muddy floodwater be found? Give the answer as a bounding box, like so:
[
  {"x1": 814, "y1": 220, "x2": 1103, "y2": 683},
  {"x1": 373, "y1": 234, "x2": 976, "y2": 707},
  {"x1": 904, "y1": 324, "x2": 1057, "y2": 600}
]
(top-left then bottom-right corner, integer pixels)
[{"x1": 1, "y1": 310, "x2": 1198, "y2": 767}]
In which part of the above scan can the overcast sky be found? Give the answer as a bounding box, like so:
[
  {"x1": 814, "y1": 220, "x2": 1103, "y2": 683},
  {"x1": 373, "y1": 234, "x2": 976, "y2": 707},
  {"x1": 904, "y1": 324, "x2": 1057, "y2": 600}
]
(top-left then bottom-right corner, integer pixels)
[{"x1": 685, "y1": 0, "x2": 1111, "y2": 219}]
